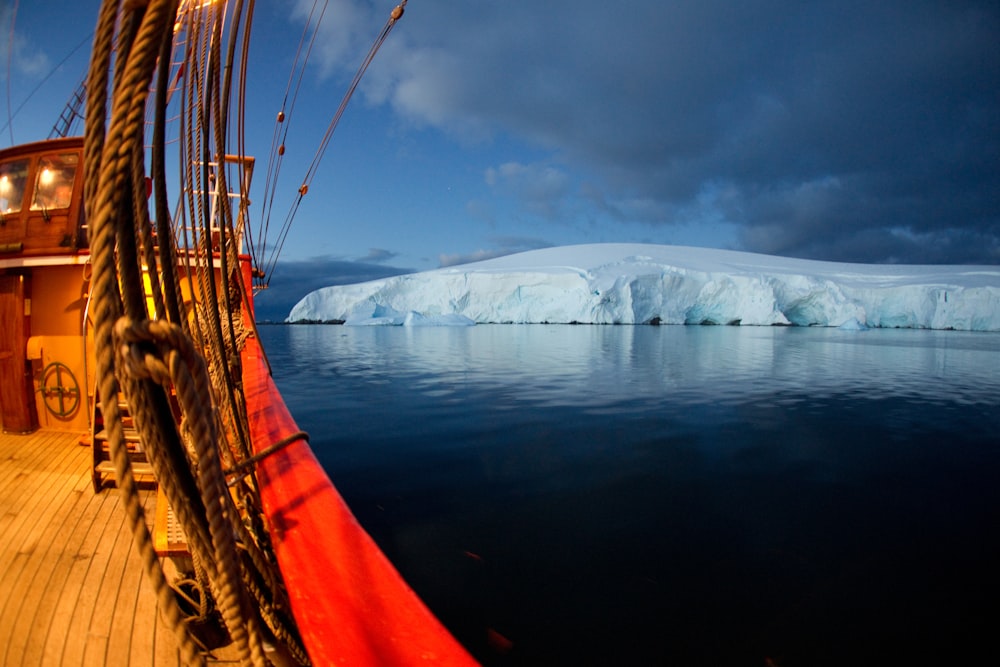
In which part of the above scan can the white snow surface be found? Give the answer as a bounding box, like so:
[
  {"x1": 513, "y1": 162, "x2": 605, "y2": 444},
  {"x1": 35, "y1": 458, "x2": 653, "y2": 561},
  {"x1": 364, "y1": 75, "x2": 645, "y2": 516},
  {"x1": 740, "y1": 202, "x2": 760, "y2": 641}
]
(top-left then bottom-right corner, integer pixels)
[{"x1": 287, "y1": 243, "x2": 1000, "y2": 331}]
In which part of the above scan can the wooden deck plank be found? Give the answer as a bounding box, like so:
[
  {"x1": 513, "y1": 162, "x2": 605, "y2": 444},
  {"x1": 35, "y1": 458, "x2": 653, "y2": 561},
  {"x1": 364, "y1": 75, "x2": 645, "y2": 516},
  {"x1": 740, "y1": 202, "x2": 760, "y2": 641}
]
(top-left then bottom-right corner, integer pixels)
[
  {"x1": 0, "y1": 434, "x2": 83, "y2": 663},
  {"x1": 0, "y1": 431, "x2": 86, "y2": 665},
  {"x1": 52, "y1": 484, "x2": 123, "y2": 667},
  {"x1": 52, "y1": 476, "x2": 127, "y2": 665},
  {"x1": 0, "y1": 429, "x2": 43, "y2": 498},
  {"x1": 41, "y1": 470, "x2": 118, "y2": 665},
  {"x1": 95, "y1": 483, "x2": 177, "y2": 666},
  {"x1": 132, "y1": 493, "x2": 181, "y2": 667},
  {"x1": 0, "y1": 430, "x2": 188, "y2": 666},
  {"x1": 109, "y1": 493, "x2": 156, "y2": 666},
  {"x1": 25, "y1": 464, "x2": 106, "y2": 665},
  {"x1": 0, "y1": 431, "x2": 77, "y2": 536},
  {"x1": 3, "y1": 463, "x2": 92, "y2": 666},
  {"x1": 146, "y1": 493, "x2": 183, "y2": 666},
  {"x1": 81, "y1": 495, "x2": 133, "y2": 666},
  {"x1": 0, "y1": 431, "x2": 76, "y2": 537}
]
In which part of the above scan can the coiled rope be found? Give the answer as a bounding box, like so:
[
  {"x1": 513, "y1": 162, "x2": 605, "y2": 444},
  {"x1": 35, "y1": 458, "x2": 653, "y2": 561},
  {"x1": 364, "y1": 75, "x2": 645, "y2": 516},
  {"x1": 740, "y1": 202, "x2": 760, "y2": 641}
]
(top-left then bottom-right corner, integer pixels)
[
  {"x1": 85, "y1": 0, "x2": 207, "y2": 663},
  {"x1": 84, "y1": 0, "x2": 308, "y2": 664}
]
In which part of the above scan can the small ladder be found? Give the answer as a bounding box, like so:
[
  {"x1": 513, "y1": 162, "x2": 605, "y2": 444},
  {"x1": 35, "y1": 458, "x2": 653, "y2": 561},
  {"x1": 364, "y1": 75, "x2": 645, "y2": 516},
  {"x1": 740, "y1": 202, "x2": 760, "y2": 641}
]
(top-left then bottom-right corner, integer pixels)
[
  {"x1": 90, "y1": 390, "x2": 190, "y2": 559},
  {"x1": 89, "y1": 256, "x2": 161, "y2": 491},
  {"x1": 90, "y1": 390, "x2": 155, "y2": 492}
]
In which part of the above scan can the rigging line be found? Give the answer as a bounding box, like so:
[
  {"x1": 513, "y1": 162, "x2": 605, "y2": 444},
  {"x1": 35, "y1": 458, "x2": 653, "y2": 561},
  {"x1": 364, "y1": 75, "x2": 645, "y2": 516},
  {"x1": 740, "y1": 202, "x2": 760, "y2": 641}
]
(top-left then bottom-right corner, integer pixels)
[
  {"x1": 1, "y1": 9, "x2": 94, "y2": 140},
  {"x1": 177, "y1": 7, "x2": 210, "y2": 359},
  {"x1": 253, "y1": 0, "x2": 320, "y2": 270},
  {"x1": 260, "y1": 192, "x2": 304, "y2": 288},
  {"x1": 256, "y1": 0, "x2": 329, "y2": 276},
  {"x1": 257, "y1": 0, "x2": 322, "y2": 225},
  {"x1": 275, "y1": 0, "x2": 329, "y2": 156},
  {"x1": 4, "y1": 0, "x2": 17, "y2": 145},
  {"x1": 213, "y1": 0, "x2": 257, "y2": 467},
  {"x1": 258, "y1": 0, "x2": 320, "y2": 184},
  {"x1": 229, "y1": 2, "x2": 276, "y2": 382},
  {"x1": 297, "y1": 4, "x2": 404, "y2": 192},
  {"x1": 235, "y1": 0, "x2": 254, "y2": 257},
  {"x1": 263, "y1": 2, "x2": 406, "y2": 281}
]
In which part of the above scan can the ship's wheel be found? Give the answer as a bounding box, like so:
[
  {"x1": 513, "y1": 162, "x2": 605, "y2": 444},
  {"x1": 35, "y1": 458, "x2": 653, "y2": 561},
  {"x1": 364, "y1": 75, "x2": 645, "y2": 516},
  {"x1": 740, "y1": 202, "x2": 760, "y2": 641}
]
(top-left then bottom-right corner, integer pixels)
[{"x1": 41, "y1": 361, "x2": 81, "y2": 418}]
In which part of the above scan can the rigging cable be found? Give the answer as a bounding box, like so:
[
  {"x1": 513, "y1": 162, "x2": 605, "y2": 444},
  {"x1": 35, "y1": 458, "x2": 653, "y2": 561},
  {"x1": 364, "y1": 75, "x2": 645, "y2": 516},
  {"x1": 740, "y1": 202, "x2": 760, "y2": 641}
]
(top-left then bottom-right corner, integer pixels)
[
  {"x1": 250, "y1": 0, "x2": 330, "y2": 288},
  {"x1": 1, "y1": 1, "x2": 96, "y2": 140},
  {"x1": 0, "y1": 0, "x2": 94, "y2": 144},
  {"x1": 4, "y1": 0, "x2": 16, "y2": 145},
  {"x1": 259, "y1": 0, "x2": 407, "y2": 288}
]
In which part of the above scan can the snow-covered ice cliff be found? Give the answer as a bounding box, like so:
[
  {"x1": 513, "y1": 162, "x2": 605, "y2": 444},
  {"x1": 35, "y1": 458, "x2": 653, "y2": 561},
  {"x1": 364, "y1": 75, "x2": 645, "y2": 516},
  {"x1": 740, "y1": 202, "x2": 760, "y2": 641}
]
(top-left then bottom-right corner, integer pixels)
[{"x1": 287, "y1": 244, "x2": 1000, "y2": 331}]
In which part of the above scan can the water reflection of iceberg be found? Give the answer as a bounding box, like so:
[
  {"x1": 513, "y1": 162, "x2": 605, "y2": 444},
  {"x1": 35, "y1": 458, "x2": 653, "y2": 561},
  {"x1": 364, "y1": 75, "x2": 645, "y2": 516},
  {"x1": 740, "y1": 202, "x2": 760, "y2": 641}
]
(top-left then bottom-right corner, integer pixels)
[{"x1": 285, "y1": 325, "x2": 1000, "y2": 411}]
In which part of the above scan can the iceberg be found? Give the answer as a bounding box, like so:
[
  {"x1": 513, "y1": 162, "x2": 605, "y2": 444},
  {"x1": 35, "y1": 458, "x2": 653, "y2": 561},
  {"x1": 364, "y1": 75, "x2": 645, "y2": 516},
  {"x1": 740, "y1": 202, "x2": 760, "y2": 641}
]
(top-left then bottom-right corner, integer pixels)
[{"x1": 287, "y1": 243, "x2": 1000, "y2": 331}]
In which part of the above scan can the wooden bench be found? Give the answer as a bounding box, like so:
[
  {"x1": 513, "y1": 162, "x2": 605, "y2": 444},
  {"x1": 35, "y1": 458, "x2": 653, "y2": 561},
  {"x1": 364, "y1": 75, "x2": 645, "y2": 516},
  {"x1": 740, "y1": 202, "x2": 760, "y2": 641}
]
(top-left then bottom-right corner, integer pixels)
[{"x1": 153, "y1": 485, "x2": 190, "y2": 558}]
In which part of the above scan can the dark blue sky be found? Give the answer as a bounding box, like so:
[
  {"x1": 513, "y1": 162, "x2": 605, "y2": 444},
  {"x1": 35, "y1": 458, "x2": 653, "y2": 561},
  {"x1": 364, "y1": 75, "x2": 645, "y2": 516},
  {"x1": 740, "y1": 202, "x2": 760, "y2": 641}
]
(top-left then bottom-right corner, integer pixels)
[{"x1": 4, "y1": 1, "x2": 998, "y2": 319}]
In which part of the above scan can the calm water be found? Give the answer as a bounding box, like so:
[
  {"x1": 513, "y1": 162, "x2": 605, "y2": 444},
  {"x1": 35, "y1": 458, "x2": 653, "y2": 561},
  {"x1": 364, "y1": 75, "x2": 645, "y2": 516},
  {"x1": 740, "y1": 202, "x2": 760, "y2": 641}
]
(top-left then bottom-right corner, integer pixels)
[{"x1": 258, "y1": 324, "x2": 999, "y2": 666}]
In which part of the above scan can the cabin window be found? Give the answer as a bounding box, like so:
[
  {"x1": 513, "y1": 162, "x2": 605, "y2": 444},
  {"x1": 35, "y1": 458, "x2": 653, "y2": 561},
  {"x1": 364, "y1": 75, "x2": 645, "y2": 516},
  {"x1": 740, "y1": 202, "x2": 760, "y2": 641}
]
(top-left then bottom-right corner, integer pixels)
[
  {"x1": 0, "y1": 159, "x2": 29, "y2": 214},
  {"x1": 31, "y1": 153, "x2": 79, "y2": 212}
]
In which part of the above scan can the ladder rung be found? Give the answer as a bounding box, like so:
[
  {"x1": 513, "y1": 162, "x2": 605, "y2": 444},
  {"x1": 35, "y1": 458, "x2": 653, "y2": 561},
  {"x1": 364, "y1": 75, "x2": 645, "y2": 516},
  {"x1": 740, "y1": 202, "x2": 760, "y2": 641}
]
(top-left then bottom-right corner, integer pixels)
[
  {"x1": 95, "y1": 461, "x2": 154, "y2": 476},
  {"x1": 93, "y1": 428, "x2": 142, "y2": 443}
]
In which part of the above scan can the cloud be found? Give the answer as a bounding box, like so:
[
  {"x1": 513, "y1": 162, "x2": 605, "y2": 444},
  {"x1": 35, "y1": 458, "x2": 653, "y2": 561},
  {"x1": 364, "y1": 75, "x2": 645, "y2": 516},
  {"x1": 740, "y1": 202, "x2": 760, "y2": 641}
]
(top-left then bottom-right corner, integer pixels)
[
  {"x1": 484, "y1": 161, "x2": 572, "y2": 219},
  {"x1": 323, "y1": 0, "x2": 999, "y2": 264},
  {"x1": 291, "y1": 0, "x2": 378, "y2": 81},
  {"x1": 359, "y1": 247, "x2": 397, "y2": 263},
  {"x1": 252, "y1": 255, "x2": 412, "y2": 321},
  {"x1": 0, "y1": 7, "x2": 50, "y2": 81},
  {"x1": 439, "y1": 236, "x2": 551, "y2": 267}
]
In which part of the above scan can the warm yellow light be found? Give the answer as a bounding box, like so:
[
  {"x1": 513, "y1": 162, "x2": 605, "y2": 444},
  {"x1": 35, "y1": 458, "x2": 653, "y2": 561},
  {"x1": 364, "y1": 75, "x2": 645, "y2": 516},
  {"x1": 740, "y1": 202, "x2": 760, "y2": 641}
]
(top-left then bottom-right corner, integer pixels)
[
  {"x1": 40, "y1": 168, "x2": 54, "y2": 186},
  {"x1": 0, "y1": 175, "x2": 9, "y2": 194},
  {"x1": 178, "y1": 0, "x2": 222, "y2": 14},
  {"x1": 174, "y1": 0, "x2": 224, "y2": 34}
]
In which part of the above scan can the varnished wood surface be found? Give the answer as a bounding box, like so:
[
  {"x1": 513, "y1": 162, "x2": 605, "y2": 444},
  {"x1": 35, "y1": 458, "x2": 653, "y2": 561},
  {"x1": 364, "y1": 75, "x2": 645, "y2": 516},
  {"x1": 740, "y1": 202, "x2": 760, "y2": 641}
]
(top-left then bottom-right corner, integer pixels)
[{"x1": 0, "y1": 429, "x2": 183, "y2": 666}]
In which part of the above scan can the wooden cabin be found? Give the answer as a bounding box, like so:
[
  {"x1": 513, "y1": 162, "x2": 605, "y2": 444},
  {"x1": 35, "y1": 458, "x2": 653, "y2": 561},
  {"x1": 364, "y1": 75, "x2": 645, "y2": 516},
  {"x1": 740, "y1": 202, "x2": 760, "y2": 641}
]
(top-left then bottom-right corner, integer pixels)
[{"x1": 0, "y1": 137, "x2": 92, "y2": 435}]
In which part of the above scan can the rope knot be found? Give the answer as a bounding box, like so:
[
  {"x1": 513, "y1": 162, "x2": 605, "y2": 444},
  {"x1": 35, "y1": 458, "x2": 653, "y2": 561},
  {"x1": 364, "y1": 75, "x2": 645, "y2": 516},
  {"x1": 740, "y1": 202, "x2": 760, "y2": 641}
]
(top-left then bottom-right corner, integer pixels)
[{"x1": 112, "y1": 318, "x2": 215, "y2": 425}]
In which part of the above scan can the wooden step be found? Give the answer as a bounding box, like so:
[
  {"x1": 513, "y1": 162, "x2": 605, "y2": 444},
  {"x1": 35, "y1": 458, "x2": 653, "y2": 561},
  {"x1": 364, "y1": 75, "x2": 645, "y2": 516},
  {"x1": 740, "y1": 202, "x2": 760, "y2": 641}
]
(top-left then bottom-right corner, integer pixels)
[
  {"x1": 96, "y1": 399, "x2": 130, "y2": 412},
  {"x1": 94, "y1": 448, "x2": 148, "y2": 464},
  {"x1": 93, "y1": 428, "x2": 143, "y2": 444},
  {"x1": 94, "y1": 460, "x2": 155, "y2": 477},
  {"x1": 91, "y1": 389, "x2": 155, "y2": 492}
]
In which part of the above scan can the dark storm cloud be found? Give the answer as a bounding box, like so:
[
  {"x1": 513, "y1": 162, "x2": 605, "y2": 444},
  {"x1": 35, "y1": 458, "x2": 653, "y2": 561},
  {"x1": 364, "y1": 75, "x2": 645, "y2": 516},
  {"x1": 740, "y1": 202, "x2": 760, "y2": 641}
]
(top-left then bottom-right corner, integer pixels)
[
  {"x1": 353, "y1": 0, "x2": 999, "y2": 264},
  {"x1": 252, "y1": 256, "x2": 411, "y2": 321}
]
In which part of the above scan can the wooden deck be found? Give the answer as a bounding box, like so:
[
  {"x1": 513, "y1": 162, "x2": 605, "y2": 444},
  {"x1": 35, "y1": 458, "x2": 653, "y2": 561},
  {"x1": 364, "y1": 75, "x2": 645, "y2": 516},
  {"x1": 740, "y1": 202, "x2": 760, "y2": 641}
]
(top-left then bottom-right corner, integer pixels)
[{"x1": 0, "y1": 429, "x2": 184, "y2": 666}]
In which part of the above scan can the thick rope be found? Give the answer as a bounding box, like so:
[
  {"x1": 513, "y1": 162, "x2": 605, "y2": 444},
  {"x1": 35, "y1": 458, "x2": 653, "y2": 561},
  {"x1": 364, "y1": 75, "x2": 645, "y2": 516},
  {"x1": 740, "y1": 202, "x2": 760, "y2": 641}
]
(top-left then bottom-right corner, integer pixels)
[
  {"x1": 115, "y1": 317, "x2": 267, "y2": 666},
  {"x1": 86, "y1": 2, "x2": 282, "y2": 664},
  {"x1": 81, "y1": 1, "x2": 409, "y2": 664},
  {"x1": 85, "y1": 1, "x2": 206, "y2": 664}
]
